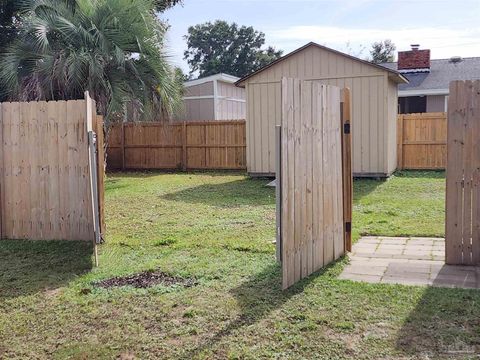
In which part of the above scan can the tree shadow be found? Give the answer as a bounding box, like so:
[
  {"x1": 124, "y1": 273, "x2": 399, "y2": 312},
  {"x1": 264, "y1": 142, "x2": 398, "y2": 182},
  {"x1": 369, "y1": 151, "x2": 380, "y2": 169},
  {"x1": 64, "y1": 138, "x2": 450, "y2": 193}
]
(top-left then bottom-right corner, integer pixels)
[
  {"x1": 185, "y1": 261, "x2": 336, "y2": 358},
  {"x1": 396, "y1": 285, "x2": 480, "y2": 358},
  {"x1": 161, "y1": 178, "x2": 275, "y2": 207},
  {"x1": 393, "y1": 170, "x2": 445, "y2": 179},
  {"x1": 0, "y1": 240, "x2": 93, "y2": 299},
  {"x1": 354, "y1": 177, "x2": 386, "y2": 201}
]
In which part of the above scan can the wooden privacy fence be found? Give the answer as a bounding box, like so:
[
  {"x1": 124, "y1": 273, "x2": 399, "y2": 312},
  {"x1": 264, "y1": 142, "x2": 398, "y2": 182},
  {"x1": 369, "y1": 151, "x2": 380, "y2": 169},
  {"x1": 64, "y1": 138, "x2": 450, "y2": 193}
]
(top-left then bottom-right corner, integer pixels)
[
  {"x1": 397, "y1": 112, "x2": 447, "y2": 170},
  {"x1": 277, "y1": 78, "x2": 352, "y2": 289},
  {"x1": 107, "y1": 120, "x2": 246, "y2": 170},
  {"x1": 0, "y1": 93, "x2": 104, "y2": 244},
  {"x1": 446, "y1": 80, "x2": 480, "y2": 265}
]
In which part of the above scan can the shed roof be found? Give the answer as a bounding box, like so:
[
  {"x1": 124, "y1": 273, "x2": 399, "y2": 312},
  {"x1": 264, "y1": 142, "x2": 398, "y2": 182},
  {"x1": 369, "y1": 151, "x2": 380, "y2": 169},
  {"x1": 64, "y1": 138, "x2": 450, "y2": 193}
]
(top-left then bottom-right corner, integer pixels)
[
  {"x1": 185, "y1": 73, "x2": 239, "y2": 88},
  {"x1": 380, "y1": 57, "x2": 480, "y2": 95},
  {"x1": 235, "y1": 42, "x2": 408, "y2": 87}
]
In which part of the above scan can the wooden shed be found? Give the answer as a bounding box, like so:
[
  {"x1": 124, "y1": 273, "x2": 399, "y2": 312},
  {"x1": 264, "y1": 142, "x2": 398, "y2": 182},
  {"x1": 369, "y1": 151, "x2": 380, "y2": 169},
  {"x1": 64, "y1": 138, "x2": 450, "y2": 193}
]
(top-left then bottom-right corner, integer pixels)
[
  {"x1": 179, "y1": 73, "x2": 246, "y2": 121},
  {"x1": 236, "y1": 42, "x2": 408, "y2": 177}
]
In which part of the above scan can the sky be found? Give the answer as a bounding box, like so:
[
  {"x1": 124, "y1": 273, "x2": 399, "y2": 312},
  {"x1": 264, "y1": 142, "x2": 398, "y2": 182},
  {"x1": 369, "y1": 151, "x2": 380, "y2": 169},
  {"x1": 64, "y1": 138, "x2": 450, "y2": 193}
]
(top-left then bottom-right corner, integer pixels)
[{"x1": 162, "y1": 0, "x2": 480, "y2": 75}]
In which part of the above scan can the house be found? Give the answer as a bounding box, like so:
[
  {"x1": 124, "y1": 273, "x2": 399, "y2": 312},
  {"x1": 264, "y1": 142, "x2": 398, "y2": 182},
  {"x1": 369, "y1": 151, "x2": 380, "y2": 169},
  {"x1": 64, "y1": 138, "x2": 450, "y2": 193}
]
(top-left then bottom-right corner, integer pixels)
[
  {"x1": 235, "y1": 42, "x2": 408, "y2": 177},
  {"x1": 380, "y1": 45, "x2": 480, "y2": 113},
  {"x1": 178, "y1": 73, "x2": 246, "y2": 121}
]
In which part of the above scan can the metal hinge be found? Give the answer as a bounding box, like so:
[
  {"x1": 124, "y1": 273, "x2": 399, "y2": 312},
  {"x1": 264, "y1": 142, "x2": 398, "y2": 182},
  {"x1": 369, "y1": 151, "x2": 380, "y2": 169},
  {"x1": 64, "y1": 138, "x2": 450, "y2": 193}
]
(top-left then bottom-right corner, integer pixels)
[
  {"x1": 344, "y1": 123, "x2": 351, "y2": 134},
  {"x1": 345, "y1": 221, "x2": 352, "y2": 232}
]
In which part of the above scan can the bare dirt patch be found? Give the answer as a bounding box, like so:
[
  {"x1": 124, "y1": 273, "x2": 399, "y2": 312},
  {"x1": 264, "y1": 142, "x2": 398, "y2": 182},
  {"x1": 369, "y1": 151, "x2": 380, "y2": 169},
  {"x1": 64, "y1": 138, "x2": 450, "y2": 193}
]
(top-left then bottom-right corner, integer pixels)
[{"x1": 95, "y1": 270, "x2": 197, "y2": 289}]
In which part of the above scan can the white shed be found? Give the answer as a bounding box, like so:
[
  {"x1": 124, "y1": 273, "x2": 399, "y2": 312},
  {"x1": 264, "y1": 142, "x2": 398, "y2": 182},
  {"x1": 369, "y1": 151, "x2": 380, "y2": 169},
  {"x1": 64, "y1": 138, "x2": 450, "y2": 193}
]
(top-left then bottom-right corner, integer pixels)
[
  {"x1": 236, "y1": 42, "x2": 408, "y2": 177},
  {"x1": 179, "y1": 73, "x2": 246, "y2": 121}
]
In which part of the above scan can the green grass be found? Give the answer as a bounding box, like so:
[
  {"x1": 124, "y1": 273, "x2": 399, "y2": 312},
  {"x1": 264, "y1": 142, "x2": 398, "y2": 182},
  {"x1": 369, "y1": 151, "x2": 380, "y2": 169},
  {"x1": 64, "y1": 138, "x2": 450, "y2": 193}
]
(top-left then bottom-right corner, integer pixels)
[{"x1": 1, "y1": 170, "x2": 479, "y2": 359}]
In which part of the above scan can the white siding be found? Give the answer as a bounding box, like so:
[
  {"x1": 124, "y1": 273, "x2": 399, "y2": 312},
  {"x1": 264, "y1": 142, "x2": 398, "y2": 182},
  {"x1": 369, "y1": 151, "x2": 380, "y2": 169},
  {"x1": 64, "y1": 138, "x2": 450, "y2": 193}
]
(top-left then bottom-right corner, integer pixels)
[{"x1": 427, "y1": 95, "x2": 446, "y2": 112}]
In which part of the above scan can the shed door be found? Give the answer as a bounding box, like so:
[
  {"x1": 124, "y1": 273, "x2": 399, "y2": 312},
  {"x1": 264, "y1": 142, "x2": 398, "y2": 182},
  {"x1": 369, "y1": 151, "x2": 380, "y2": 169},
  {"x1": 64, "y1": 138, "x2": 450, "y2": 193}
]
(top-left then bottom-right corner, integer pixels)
[{"x1": 279, "y1": 78, "x2": 351, "y2": 289}]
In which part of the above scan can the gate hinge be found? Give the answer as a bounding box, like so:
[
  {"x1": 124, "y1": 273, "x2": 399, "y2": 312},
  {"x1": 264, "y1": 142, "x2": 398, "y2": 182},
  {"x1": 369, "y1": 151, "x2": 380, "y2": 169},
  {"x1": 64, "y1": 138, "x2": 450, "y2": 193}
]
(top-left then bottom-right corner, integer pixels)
[
  {"x1": 343, "y1": 123, "x2": 351, "y2": 134},
  {"x1": 345, "y1": 221, "x2": 352, "y2": 232}
]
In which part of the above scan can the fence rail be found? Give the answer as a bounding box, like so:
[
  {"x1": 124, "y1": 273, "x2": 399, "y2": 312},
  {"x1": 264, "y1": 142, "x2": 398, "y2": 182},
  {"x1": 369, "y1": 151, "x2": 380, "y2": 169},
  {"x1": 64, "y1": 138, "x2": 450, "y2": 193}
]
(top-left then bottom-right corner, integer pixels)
[
  {"x1": 107, "y1": 120, "x2": 246, "y2": 170},
  {"x1": 397, "y1": 112, "x2": 447, "y2": 170}
]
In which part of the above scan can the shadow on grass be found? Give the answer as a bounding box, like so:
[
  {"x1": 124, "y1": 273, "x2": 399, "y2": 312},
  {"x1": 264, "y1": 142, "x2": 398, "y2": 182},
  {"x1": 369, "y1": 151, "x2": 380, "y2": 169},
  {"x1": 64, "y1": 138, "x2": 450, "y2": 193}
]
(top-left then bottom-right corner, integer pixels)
[
  {"x1": 0, "y1": 240, "x2": 93, "y2": 299},
  {"x1": 162, "y1": 178, "x2": 275, "y2": 207},
  {"x1": 396, "y1": 286, "x2": 480, "y2": 358},
  {"x1": 106, "y1": 170, "x2": 247, "y2": 178},
  {"x1": 393, "y1": 170, "x2": 445, "y2": 179},
  {"x1": 354, "y1": 177, "x2": 385, "y2": 202},
  {"x1": 186, "y1": 261, "x2": 335, "y2": 358}
]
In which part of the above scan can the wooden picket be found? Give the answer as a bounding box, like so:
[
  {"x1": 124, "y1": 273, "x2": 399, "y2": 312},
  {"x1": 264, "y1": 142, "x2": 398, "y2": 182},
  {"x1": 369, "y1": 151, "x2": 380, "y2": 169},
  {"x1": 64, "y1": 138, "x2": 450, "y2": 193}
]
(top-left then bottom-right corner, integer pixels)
[
  {"x1": 0, "y1": 96, "x2": 104, "y2": 242},
  {"x1": 397, "y1": 112, "x2": 447, "y2": 170},
  {"x1": 279, "y1": 78, "x2": 351, "y2": 289},
  {"x1": 106, "y1": 120, "x2": 246, "y2": 170},
  {"x1": 445, "y1": 80, "x2": 480, "y2": 265}
]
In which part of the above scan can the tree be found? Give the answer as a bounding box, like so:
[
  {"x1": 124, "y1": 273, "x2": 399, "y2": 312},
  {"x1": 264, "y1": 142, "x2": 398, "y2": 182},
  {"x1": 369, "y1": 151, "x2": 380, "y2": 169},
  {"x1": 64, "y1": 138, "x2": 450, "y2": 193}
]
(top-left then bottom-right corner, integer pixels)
[
  {"x1": 370, "y1": 40, "x2": 396, "y2": 64},
  {"x1": 184, "y1": 20, "x2": 283, "y2": 78},
  {"x1": 0, "y1": 0, "x2": 184, "y2": 122},
  {"x1": 154, "y1": 0, "x2": 182, "y2": 12}
]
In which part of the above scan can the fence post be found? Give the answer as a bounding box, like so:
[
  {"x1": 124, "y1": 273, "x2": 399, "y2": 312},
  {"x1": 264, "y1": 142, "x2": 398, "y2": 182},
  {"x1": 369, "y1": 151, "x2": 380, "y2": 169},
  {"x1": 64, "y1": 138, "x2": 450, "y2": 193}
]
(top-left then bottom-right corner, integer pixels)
[
  {"x1": 341, "y1": 88, "x2": 352, "y2": 252},
  {"x1": 96, "y1": 115, "x2": 105, "y2": 236},
  {"x1": 121, "y1": 122, "x2": 126, "y2": 170},
  {"x1": 275, "y1": 125, "x2": 282, "y2": 263},
  {"x1": 182, "y1": 121, "x2": 187, "y2": 171},
  {"x1": 397, "y1": 114, "x2": 403, "y2": 170}
]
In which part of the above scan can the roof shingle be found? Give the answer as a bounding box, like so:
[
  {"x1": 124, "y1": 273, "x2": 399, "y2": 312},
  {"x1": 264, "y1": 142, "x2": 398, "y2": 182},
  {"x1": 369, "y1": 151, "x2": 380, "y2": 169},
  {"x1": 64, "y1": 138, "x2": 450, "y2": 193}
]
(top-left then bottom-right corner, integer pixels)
[{"x1": 380, "y1": 58, "x2": 480, "y2": 91}]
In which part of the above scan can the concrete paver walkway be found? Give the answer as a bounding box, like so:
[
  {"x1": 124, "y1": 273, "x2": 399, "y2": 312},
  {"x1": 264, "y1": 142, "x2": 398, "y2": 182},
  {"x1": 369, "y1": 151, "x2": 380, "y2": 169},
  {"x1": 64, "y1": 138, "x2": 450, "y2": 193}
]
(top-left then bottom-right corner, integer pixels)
[{"x1": 339, "y1": 236, "x2": 480, "y2": 289}]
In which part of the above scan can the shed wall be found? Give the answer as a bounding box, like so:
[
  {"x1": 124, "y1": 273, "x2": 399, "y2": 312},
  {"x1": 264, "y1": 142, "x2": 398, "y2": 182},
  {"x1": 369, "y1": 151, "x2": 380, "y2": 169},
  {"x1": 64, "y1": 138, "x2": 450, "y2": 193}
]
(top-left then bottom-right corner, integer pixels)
[
  {"x1": 185, "y1": 82, "x2": 214, "y2": 97},
  {"x1": 387, "y1": 78, "x2": 399, "y2": 174},
  {"x1": 183, "y1": 98, "x2": 215, "y2": 121},
  {"x1": 217, "y1": 81, "x2": 246, "y2": 120},
  {"x1": 243, "y1": 45, "x2": 394, "y2": 176}
]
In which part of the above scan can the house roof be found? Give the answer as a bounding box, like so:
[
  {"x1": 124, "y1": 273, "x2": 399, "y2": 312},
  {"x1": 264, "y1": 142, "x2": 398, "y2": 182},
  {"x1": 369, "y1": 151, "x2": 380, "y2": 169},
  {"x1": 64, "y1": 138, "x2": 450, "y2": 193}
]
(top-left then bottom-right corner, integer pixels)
[
  {"x1": 380, "y1": 57, "x2": 480, "y2": 95},
  {"x1": 185, "y1": 73, "x2": 240, "y2": 87},
  {"x1": 235, "y1": 42, "x2": 408, "y2": 87}
]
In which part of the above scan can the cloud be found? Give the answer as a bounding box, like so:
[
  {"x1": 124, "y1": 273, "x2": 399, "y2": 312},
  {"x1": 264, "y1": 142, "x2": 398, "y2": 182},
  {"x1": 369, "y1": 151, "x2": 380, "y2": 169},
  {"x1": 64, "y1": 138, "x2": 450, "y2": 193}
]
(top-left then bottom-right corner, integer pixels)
[{"x1": 268, "y1": 25, "x2": 480, "y2": 59}]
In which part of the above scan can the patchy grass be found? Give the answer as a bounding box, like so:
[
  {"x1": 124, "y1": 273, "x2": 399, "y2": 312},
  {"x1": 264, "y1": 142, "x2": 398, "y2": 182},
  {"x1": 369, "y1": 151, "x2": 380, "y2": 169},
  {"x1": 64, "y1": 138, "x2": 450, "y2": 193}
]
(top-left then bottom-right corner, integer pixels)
[
  {"x1": 353, "y1": 170, "x2": 446, "y2": 240},
  {"x1": 1, "y1": 170, "x2": 479, "y2": 359}
]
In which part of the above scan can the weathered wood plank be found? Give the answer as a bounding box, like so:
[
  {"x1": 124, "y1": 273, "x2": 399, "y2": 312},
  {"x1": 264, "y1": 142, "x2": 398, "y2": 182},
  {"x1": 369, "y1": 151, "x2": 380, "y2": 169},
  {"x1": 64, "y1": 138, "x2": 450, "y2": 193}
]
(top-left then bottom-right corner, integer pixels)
[{"x1": 446, "y1": 81, "x2": 466, "y2": 264}]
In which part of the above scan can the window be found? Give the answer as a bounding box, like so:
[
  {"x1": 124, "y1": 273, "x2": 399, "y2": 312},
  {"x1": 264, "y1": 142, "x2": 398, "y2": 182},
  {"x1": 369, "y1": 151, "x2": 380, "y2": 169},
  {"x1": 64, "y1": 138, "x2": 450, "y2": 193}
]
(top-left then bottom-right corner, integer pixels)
[{"x1": 399, "y1": 96, "x2": 427, "y2": 114}]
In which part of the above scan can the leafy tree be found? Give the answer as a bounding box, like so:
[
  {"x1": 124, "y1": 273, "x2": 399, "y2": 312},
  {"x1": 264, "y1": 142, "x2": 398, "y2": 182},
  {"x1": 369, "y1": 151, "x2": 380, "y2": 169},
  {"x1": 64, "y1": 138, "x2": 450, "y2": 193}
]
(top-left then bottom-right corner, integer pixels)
[
  {"x1": 154, "y1": 0, "x2": 182, "y2": 12},
  {"x1": 370, "y1": 39, "x2": 396, "y2": 63},
  {"x1": 0, "y1": 0, "x2": 184, "y2": 122},
  {"x1": 184, "y1": 20, "x2": 283, "y2": 78}
]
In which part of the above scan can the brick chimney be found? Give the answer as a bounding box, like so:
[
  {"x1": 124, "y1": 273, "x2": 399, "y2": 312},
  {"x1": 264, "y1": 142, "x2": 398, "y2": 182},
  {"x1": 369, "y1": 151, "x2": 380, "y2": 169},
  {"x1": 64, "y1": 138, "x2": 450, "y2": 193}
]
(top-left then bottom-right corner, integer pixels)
[{"x1": 398, "y1": 44, "x2": 430, "y2": 73}]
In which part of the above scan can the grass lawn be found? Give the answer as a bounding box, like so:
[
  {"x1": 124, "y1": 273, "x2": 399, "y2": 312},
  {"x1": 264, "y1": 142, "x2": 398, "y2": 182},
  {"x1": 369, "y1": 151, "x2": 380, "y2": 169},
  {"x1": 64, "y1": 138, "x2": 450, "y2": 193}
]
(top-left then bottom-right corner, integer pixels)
[{"x1": 1, "y1": 170, "x2": 479, "y2": 359}]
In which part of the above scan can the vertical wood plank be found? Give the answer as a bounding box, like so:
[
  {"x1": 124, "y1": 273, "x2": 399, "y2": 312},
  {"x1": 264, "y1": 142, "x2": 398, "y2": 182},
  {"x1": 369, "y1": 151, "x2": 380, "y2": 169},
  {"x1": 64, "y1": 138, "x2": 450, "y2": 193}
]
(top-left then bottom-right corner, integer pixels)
[
  {"x1": 96, "y1": 115, "x2": 106, "y2": 235},
  {"x1": 446, "y1": 81, "x2": 465, "y2": 264},
  {"x1": 312, "y1": 82, "x2": 324, "y2": 270},
  {"x1": 182, "y1": 121, "x2": 187, "y2": 170},
  {"x1": 471, "y1": 81, "x2": 480, "y2": 264},
  {"x1": 121, "y1": 122, "x2": 126, "y2": 170},
  {"x1": 341, "y1": 88, "x2": 353, "y2": 252},
  {"x1": 397, "y1": 114, "x2": 404, "y2": 170},
  {"x1": 281, "y1": 77, "x2": 295, "y2": 289}
]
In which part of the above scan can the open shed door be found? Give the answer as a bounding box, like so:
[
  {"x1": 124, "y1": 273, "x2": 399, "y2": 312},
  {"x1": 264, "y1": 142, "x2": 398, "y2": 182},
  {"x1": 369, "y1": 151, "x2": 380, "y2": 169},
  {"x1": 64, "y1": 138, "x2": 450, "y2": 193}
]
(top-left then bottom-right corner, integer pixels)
[{"x1": 278, "y1": 78, "x2": 352, "y2": 289}]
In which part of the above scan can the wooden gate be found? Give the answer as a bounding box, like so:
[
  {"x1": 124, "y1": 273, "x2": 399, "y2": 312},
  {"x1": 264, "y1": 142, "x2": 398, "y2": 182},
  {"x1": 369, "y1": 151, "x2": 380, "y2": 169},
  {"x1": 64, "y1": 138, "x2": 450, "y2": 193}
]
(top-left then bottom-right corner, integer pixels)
[
  {"x1": 446, "y1": 80, "x2": 480, "y2": 265},
  {"x1": 0, "y1": 93, "x2": 104, "y2": 244},
  {"x1": 277, "y1": 78, "x2": 352, "y2": 289}
]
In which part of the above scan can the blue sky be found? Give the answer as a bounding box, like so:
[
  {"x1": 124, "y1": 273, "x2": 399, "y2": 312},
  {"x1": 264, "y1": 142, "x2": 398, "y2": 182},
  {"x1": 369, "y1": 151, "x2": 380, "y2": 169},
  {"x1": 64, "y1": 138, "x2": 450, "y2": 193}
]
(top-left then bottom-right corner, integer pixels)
[{"x1": 162, "y1": 0, "x2": 480, "y2": 74}]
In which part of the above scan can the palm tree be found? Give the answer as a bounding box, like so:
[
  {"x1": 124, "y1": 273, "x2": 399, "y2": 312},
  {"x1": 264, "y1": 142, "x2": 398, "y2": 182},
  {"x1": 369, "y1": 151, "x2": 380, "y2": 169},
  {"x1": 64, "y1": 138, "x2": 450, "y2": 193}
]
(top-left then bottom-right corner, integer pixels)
[{"x1": 0, "y1": 0, "x2": 184, "y2": 122}]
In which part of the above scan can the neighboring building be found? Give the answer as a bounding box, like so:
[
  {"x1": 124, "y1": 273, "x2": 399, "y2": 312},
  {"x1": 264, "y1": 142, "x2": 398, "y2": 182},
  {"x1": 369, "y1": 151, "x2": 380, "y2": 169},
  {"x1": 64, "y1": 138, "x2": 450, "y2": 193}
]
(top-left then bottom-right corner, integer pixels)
[
  {"x1": 178, "y1": 73, "x2": 246, "y2": 121},
  {"x1": 381, "y1": 45, "x2": 480, "y2": 114},
  {"x1": 236, "y1": 42, "x2": 408, "y2": 178}
]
